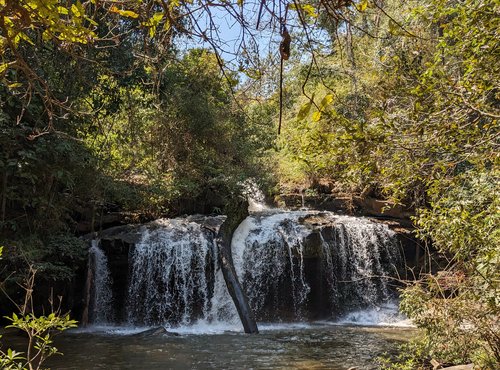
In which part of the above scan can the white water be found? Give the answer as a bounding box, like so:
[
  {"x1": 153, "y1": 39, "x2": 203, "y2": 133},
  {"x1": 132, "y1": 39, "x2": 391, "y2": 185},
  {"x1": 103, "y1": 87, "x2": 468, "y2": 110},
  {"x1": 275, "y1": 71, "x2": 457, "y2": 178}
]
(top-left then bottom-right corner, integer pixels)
[
  {"x1": 126, "y1": 218, "x2": 222, "y2": 326},
  {"x1": 88, "y1": 240, "x2": 114, "y2": 324},
  {"x1": 334, "y1": 301, "x2": 413, "y2": 327},
  {"x1": 231, "y1": 211, "x2": 312, "y2": 319},
  {"x1": 88, "y1": 210, "x2": 404, "y2": 332},
  {"x1": 229, "y1": 211, "x2": 401, "y2": 321},
  {"x1": 241, "y1": 178, "x2": 270, "y2": 212}
]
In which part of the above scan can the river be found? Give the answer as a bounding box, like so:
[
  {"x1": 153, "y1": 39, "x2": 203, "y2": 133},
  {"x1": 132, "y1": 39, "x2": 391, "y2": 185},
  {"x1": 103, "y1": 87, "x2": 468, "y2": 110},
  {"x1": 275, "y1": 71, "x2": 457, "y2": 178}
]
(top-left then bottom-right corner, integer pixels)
[{"x1": 39, "y1": 323, "x2": 414, "y2": 369}]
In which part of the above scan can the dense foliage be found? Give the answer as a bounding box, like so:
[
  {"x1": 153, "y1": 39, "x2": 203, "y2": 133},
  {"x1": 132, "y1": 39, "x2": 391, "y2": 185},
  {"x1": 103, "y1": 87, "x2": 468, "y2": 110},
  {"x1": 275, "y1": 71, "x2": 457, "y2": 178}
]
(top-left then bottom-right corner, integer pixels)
[
  {"x1": 0, "y1": 0, "x2": 498, "y2": 368},
  {"x1": 268, "y1": 0, "x2": 499, "y2": 367}
]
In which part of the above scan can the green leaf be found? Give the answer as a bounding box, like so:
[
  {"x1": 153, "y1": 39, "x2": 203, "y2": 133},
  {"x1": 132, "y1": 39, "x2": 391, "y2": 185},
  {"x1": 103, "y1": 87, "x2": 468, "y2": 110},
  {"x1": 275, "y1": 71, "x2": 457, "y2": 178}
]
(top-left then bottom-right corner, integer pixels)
[
  {"x1": 298, "y1": 102, "x2": 312, "y2": 120},
  {"x1": 389, "y1": 19, "x2": 398, "y2": 34},
  {"x1": 319, "y1": 94, "x2": 334, "y2": 109}
]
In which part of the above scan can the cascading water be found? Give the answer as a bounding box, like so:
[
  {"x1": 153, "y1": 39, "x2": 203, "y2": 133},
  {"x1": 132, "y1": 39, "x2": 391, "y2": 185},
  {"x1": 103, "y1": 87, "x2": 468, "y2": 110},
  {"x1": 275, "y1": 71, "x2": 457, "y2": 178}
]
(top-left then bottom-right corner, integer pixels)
[
  {"x1": 126, "y1": 217, "x2": 226, "y2": 326},
  {"x1": 88, "y1": 240, "x2": 114, "y2": 324},
  {"x1": 88, "y1": 211, "x2": 401, "y2": 328},
  {"x1": 230, "y1": 211, "x2": 401, "y2": 321},
  {"x1": 319, "y1": 215, "x2": 400, "y2": 311},
  {"x1": 231, "y1": 212, "x2": 311, "y2": 320}
]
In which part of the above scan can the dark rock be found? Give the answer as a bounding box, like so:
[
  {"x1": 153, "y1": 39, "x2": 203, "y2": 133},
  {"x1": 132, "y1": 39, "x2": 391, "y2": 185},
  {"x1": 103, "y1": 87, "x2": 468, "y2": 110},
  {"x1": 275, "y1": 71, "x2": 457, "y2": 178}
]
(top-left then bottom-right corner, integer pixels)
[
  {"x1": 131, "y1": 326, "x2": 180, "y2": 337},
  {"x1": 352, "y1": 196, "x2": 413, "y2": 220},
  {"x1": 83, "y1": 224, "x2": 143, "y2": 244}
]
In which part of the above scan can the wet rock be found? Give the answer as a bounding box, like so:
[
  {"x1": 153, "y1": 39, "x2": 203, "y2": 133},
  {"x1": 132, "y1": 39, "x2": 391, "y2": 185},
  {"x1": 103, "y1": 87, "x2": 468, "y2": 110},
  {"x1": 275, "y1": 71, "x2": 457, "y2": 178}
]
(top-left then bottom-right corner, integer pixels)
[{"x1": 132, "y1": 327, "x2": 180, "y2": 337}]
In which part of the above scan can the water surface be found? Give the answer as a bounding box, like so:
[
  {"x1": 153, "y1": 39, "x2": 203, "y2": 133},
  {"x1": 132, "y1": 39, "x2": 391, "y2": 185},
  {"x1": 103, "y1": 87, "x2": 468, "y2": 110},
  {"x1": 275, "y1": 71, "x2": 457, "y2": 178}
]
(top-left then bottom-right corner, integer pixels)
[{"x1": 39, "y1": 323, "x2": 414, "y2": 370}]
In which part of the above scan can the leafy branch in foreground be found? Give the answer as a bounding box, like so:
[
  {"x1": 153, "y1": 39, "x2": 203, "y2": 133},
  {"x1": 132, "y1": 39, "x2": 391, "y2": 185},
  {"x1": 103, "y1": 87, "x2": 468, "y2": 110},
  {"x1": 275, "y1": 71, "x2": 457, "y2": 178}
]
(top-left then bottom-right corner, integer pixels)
[{"x1": 0, "y1": 250, "x2": 77, "y2": 370}]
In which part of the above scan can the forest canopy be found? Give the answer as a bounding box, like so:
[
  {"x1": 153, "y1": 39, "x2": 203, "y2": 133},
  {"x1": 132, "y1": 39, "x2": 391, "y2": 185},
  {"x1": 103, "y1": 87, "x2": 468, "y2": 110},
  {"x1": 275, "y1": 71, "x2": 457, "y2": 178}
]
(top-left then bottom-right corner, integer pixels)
[{"x1": 1, "y1": 0, "x2": 499, "y2": 368}]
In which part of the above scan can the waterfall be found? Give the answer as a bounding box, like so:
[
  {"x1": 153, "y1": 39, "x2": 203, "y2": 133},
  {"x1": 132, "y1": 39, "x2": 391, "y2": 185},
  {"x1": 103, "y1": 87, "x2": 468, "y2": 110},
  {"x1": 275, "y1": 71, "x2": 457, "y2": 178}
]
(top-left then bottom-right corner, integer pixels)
[
  {"x1": 317, "y1": 215, "x2": 400, "y2": 312},
  {"x1": 231, "y1": 212, "x2": 311, "y2": 320},
  {"x1": 88, "y1": 211, "x2": 401, "y2": 327},
  {"x1": 88, "y1": 240, "x2": 114, "y2": 324},
  {"x1": 231, "y1": 211, "x2": 401, "y2": 320},
  {"x1": 126, "y1": 218, "x2": 225, "y2": 326}
]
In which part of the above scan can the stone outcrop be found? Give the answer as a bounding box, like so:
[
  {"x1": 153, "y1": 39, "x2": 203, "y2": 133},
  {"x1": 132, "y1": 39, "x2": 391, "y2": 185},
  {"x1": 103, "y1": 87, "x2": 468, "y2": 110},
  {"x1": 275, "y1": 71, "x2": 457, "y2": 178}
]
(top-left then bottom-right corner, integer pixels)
[{"x1": 277, "y1": 193, "x2": 414, "y2": 226}]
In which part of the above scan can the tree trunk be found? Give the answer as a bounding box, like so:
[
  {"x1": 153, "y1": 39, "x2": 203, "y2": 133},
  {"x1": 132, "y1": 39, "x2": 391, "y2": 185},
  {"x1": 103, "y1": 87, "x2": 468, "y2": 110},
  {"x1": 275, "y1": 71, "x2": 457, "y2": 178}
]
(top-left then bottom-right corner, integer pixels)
[{"x1": 217, "y1": 197, "x2": 258, "y2": 334}]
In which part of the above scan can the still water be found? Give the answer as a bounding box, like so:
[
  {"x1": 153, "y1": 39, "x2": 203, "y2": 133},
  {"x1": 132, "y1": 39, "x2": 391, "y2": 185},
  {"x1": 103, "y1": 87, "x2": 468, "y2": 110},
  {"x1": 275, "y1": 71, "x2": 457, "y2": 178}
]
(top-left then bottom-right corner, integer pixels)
[{"x1": 37, "y1": 323, "x2": 414, "y2": 370}]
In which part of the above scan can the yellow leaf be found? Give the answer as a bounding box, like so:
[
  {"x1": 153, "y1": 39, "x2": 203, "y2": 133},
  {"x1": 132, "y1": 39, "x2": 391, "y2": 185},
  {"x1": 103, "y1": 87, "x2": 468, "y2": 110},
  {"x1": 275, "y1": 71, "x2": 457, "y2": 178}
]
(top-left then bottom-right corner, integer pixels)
[
  {"x1": 298, "y1": 101, "x2": 312, "y2": 120},
  {"x1": 152, "y1": 12, "x2": 164, "y2": 23},
  {"x1": 0, "y1": 62, "x2": 10, "y2": 74},
  {"x1": 119, "y1": 9, "x2": 139, "y2": 19},
  {"x1": 71, "y1": 4, "x2": 81, "y2": 17},
  {"x1": 288, "y1": 3, "x2": 317, "y2": 18},
  {"x1": 57, "y1": 6, "x2": 69, "y2": 15},
  {"x1": 162, "y1": 19, "x2": 171, "y2": 32},
  {"x1": 19, "y1": 32, "x2": 34, "y2": 45},
  {"x1": 356, "y1": 0, "x2": 369, "y2": 12},
  {"x1": 301, "y1": 4, "x2": 318, "y2": 18},
  {"x1": 13, "y1": 33, "x2": 20, "y2": 47},
  {"x1": 312, "y1": 111, "x2": 322, "y2": 122},
  {"x1": 8, "y1": 82, "x2": 22, "y2": 89},
  {"x1": 42, "y1": 29, "x2": 51, "y2": 41},
  {"x1": 110, "y1": 6, "x2": 139, "y2": 19},
  {"x1": 320, "y1": 94, "x2": 334, "y2": 108},
  {"x1": 85, "y1": 16, "x2": 98, "y2": 26}
]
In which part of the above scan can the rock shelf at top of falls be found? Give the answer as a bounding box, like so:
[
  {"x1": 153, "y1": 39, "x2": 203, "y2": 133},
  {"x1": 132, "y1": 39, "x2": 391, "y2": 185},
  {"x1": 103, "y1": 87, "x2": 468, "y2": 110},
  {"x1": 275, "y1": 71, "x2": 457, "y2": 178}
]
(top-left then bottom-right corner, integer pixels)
[{"x1": 85, "y1": 209, "x2": 407, "y2": 330}]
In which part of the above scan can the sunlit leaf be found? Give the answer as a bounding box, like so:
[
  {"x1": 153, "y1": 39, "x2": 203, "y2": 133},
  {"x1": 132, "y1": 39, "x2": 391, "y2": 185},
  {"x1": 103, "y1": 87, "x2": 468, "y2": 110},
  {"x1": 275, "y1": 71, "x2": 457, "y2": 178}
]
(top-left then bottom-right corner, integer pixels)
[
  {"x1": 19, "y1": 32, "x2": 34, "y2": 45},
  {"x1": 356, "y1": 0, "x2": 369, "y2": 12},
  {"x1": 320, "y1": 94, "x2": 334, "y2": 109},
  {"x1": 8, "y1": 82, "x2": 23, "y2": 88},
  {"x1": 0, "y1": 62, "x2": 10, "y2": 74},
  {"x1": 57, "y1": 6, "x2": 69, "y2": 15},
  {"x1": 289, "y1": 3, "x2": 318, "y2": 18},
  {"x1": 71, "y1": 4, "x2": 81, "y2": 17},
  {"x1": 298, "y1": 102, "x2": 312, "y2": 120},
  {"x1": 110, "y1": 6, "x2": 139, "y2": 19}
]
